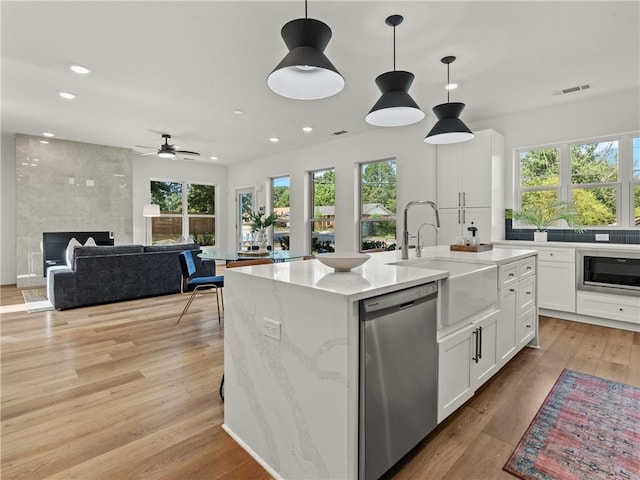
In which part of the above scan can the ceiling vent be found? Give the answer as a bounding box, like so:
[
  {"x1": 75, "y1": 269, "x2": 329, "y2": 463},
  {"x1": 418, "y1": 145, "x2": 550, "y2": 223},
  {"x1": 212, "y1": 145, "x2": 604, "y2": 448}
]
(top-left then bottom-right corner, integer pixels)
[
  {"x1": 552, "y1": 84, "x2": 591, "y2": 96},
  {"x1": 332, "y1": 130, "x2": 348, "y2": 136}
]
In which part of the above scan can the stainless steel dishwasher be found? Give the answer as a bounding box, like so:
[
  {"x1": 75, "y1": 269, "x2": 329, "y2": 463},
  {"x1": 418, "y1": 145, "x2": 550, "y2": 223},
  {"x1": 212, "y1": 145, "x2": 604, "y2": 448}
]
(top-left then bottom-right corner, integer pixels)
[{"x1": 359, "y1": 282, "x2": 438, "y2": 480}]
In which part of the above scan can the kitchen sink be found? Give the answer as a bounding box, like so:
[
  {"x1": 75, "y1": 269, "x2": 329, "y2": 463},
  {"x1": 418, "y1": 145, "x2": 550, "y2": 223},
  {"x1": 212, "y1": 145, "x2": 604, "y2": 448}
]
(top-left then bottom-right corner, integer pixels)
[{"x1": 392, "y1": 259, "x2": 498, "y2": 326}]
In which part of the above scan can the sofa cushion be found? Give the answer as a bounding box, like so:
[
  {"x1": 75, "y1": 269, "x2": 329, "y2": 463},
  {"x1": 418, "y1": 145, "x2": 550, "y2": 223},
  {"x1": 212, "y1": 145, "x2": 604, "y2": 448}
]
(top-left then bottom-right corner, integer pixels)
[
  {"x1": 65, "y1": 238, "x2": 82, "y2": 267},
  {"x1": 143, "y1": 243, "x2": 199, "y2": 253},
  {"x1": 74, "y1": 245, "x2": 145, "y2": 259}
]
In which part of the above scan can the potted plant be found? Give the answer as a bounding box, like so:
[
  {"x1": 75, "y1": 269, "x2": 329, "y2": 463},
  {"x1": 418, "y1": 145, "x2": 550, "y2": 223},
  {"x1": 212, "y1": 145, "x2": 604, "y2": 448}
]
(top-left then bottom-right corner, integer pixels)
[
  {"x1": 507, "y1": 201, "x2": 584, "y2": 242},
  {"x1": 244, "y1": 208, "x2": 280, "y2": 253}
]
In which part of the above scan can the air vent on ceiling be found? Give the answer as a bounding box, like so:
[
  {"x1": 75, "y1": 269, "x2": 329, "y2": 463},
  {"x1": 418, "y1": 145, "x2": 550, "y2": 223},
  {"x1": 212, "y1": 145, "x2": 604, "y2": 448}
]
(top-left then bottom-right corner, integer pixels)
[
  {"x1": 332, "y1": 130, "x2": 348, "y2": 136},
  {"x1": 552, "y1": 84, "x2": 591, "y2": 96}
]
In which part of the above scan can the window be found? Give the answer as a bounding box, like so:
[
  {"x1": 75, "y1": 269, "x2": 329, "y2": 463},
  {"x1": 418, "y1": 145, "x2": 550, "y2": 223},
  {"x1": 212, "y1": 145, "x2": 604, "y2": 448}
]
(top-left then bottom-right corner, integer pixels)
[
  {"x1": 633, "y1": 136, "x2": 640, "y2": 225},
  {"x1": 150, "y1": 180, "x2": 216, "y2": 245},
  {"x1": 271, "y1": 176, "x2": 290, "y2": 250},
  {"x1": 310, "y1": 169, "x2": 335, "y2": 253},
  {"x1": 359, "y1": 159, "x2": 397, "y2": 251},
  {"x1": 516, "y1": 134, "x2": 638, "y2": 228}
]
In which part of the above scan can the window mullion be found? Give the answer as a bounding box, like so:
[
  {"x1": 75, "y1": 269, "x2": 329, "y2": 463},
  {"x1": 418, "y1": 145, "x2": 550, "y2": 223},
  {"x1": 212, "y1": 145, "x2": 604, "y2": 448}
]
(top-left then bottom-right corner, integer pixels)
[{"x1": 559, "y1": 143, "x2": 571, "y2": 203}]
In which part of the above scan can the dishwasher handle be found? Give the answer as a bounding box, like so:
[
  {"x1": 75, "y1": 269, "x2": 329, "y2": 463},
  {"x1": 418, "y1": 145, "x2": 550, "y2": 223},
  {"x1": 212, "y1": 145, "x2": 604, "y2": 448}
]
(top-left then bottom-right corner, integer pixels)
[{"x1": 361, "y1": 282, "x2": 438, "y2": 315}]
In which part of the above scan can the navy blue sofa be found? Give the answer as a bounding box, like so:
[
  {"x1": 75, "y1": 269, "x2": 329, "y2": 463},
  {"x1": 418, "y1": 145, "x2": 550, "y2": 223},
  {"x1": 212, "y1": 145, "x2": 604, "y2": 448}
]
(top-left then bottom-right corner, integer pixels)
[{"x1": 47, "y1": 243, "x2": 213, "y2": 310}]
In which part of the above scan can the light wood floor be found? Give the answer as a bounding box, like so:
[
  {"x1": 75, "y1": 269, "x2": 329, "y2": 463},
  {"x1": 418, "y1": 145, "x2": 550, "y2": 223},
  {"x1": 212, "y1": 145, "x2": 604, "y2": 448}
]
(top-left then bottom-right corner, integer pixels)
[{"x1": 2, "y1": 285, "x2": 639, "y2": 480}]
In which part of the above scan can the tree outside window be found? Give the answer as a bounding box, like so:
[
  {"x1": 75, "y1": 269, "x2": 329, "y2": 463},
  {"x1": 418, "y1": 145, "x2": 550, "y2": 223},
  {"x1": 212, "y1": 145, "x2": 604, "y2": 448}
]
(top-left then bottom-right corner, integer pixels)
[
  {"x1": 310, "y1": 169, "x2": 335, "y2": 253},
  {"x1": 360, "y1": 159, "x2": 397, "y2": 251},
  {"x1": 271, "y1": 176, "x2": 290, "y2": 251},
  {"x1": 150, "y1": 180, "x2": 216, "y2": 245}
]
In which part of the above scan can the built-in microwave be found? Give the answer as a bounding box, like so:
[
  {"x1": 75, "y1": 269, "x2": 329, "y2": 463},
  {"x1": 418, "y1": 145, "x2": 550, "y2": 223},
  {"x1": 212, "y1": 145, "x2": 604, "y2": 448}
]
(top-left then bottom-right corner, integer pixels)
[{"x1": 576, "y1": 249, "x2": 640, "y2": 296}]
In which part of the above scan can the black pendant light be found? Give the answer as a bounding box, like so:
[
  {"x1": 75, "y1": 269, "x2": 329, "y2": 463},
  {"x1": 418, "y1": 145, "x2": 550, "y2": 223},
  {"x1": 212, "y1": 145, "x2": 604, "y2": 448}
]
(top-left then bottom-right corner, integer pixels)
[
  {"x1": 267, "y1": 0, "x2": 344, "y2": 100},
  {"x1": 424, "y1": 56, "x2": 474, "y2": 144},
  {"x1": 365, "y1": 15, "x2": 424, "y2": 127}
]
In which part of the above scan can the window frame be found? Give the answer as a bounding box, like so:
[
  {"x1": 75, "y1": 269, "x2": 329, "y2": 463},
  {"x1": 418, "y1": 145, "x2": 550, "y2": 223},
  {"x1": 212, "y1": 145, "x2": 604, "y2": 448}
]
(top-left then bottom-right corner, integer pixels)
[
  {"x1": 358, "y1": 158, "x2": 397, "y2": 252},
  {"x1": 150, "y1": 179, "x2": 217, "y2": 245},
  {"x1": 269, "y1": 175, "x2": 290, "y2": 250},
  {"x1": 309, "y1": 168, "x2": 336, "y2": 254},
  {"x1": 515, "y1": 132, "x2": 639, "y2": 229}
]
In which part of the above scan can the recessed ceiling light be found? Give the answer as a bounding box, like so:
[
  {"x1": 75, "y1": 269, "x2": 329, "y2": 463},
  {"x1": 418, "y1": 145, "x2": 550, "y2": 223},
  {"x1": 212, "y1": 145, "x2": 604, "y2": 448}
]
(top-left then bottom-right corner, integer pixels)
[
  {"x1": 70, "y1": 64, "x2": 90, "y2": 75},
  {"x1": 269, "y1": 137, "x2": 279, "y2": 143},
  {"x1": 302, "y1": 126, "x2": 313, "y2": 133},
  {"x1": 42, "y1": 132, "x2": 54, "y2": 137},
  {"x1": 233, "y1": 109, "x2": 244, "y2": 115},
  {"x1": 39, "y1": 140, "x2": 49, "y2": 144},
  {"x1": 210, "y1": 156, "x2": 218, "y2": 160},
  {"x1": 445, "y1": 83, "x2": 458, "y2": 90},
  {"x1": 59, "y1": 91, "x2": 76, "y2": 100}
]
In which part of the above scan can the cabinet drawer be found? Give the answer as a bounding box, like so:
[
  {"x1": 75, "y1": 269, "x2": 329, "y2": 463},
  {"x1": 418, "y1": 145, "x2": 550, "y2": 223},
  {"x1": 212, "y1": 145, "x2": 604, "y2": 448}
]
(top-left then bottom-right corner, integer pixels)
[
  {"x1": 534, "y1": 247, "x2": 574, "y2": 263},
  {"x1": 518, "y1": 257, "x2": 536, "y2": 279},
  {"x1": 576, "y1": 291, "x2": 640, "y2": 324},
  {"x1": 518, "y1": 277, "x2": 536, "y2": 313},
  {"x1": 499, "y1": 263, "x2": 519, "y2": 288},
  {"x1": 517, "y1": 308, "x2": 536, "y2": 347}
]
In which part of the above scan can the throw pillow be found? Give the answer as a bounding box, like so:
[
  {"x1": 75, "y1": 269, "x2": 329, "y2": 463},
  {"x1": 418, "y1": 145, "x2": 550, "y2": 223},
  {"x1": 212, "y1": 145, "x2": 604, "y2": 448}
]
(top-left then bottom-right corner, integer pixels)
[{"x1": 65, "y1": 237, "x2": 82, "y2": 267}]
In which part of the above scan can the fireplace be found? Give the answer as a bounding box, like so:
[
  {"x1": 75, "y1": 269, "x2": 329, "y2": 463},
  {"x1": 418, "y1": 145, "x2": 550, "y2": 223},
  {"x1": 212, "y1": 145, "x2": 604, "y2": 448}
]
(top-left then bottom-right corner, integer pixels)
[{"x1": 42, "y1": 231, "x2": 114, "y2": 276}]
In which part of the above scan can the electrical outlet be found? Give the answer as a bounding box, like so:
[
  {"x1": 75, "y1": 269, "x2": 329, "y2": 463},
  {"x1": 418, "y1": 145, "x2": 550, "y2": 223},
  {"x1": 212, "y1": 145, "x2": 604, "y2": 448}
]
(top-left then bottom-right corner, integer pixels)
[
  {"x1": 595, "y1": 233, "x2": 609, "y2": 241},
  {"x1": 263, "y1": 318, "x2": 281, "y2": 341}
]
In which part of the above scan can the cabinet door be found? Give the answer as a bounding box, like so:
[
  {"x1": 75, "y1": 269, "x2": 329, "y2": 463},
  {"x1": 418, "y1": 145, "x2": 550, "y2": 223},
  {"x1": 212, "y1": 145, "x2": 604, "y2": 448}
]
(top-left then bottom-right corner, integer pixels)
[
  {"x1": 462, "y1": 208, "x2": 492, "y2": 244},
  {"x1": 461, "y1": 131, "x2": 492, "y2": 208},
  {"x1": 436, "y1": 208, "x2": 463, "y2": 245},
  {"x1": 471, "y1": 311, "x2": 498, "y2": 388},
  {"x1": 436, "y1": 144, "x2": 463, "y2": 209},
  {"x1": 497, "y1": 286, "x2": 517, "y2": 366},
  {"x1": 538, "y1": 260, "x2": 576, "y2": 312},
  {"x1": 438, "y1": 324, "x2": 474, "y2": 423}
]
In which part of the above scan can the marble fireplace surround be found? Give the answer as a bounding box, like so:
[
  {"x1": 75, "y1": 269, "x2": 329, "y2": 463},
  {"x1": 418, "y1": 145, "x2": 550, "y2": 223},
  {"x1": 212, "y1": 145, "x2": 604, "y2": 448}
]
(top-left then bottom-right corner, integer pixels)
[{"x1": 16, "y1": 134, "x2": 133, "y2": 287}]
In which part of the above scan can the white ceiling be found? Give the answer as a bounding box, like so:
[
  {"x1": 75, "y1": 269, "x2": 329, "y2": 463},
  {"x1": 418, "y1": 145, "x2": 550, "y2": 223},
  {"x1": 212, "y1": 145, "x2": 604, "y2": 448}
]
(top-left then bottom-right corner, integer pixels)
[{"x1": 2, "y1": 1, "x2": 638, "y2": 165}]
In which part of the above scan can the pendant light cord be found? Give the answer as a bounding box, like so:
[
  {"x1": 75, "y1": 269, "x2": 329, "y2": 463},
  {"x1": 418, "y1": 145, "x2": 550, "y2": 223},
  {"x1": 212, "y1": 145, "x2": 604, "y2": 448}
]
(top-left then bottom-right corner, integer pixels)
[
  {"x1": 447, "y1": 62, "x2": 450, "y2": 103},
  {"x1": 304, "y1": 0, "x2": 308, "y2": 18},
  {"x1": 392, "y1": 23, "x2": 396, "y2": 70}
]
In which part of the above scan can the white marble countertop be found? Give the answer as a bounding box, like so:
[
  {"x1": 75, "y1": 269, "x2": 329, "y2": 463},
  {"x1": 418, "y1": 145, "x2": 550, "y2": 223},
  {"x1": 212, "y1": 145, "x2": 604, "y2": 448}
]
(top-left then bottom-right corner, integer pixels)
[
  {"x1": 224, "y1": 245, "x2": 536, "y2": 301},
  {"x1": 494, "y1": 240, "x2": 640, "y2": 251}
]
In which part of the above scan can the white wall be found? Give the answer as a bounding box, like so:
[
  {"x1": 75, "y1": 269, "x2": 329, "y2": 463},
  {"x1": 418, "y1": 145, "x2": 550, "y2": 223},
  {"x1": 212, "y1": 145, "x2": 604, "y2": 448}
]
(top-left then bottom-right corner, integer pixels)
[
  {"x1": 226, "y1": 122, "x2": 438, "y2": 253},
  {"x1": 1, "y1": 132, "x2": 17, "y2": 284},
  {"x1": 471, "y1": 87, "x2": 640, "y2": 206},
  {"x1": 132, "y1": 156, "x2": 228, "y2": 247}
]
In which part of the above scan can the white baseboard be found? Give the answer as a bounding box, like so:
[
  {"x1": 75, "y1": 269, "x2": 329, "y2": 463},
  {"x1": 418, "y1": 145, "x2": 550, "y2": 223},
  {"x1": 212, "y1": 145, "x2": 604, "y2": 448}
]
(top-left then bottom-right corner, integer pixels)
[
  {"x1": 221, "y1": 423, "x2": 284, "y2": 480},
  {"x1": 539, "y1": 308, "x2": 640, "y2": 332}
]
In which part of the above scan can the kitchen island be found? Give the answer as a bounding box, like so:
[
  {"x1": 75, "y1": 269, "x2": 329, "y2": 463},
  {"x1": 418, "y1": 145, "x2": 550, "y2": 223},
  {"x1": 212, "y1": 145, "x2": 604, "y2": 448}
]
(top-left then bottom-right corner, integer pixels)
[{"x1": 222, "y1": 246, "x2": 537, "y2": 480}]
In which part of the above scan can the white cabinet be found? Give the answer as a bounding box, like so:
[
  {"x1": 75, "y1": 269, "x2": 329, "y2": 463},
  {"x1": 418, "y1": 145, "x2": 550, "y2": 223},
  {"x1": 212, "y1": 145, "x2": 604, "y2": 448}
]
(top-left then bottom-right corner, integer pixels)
[
  {"x1": 437, "y1": 310, "x2": 499, "y2": 423},
  {"x1": 496, "y1": 257, "x2": 538, "y2": 368},
  {"x1": 577, "y1": 291, "x2": 640, "y2": 325},
  {"x1": 536, "y1": 246, "x2": 576, "y2": 312},
  {"x1": 438, "y1": 323, "x2": 475, "y2": 422},
  {"x1": 471, "y1": 311, "x2": 499, "y2": 387},
  {"x1": 497, "y1": 285, "x2": 517, "y2": 364},
  {"x1": 436, "y1": 129, "x2": 505, "y2": 245}
]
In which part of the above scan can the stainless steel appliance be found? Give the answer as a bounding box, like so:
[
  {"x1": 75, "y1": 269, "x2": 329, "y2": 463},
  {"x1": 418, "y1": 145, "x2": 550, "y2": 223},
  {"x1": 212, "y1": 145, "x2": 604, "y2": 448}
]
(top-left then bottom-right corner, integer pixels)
[
  {"x1": 577, "y1": 249, "x2": 640, "y2": 296},
  {"x1": 359, "y1": 283, "x2": 438, "y2": 480}
]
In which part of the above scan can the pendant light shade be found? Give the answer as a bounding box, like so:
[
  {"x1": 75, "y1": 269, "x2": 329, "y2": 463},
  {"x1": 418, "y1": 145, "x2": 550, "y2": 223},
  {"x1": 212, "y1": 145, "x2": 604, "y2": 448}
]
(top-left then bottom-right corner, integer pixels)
[
  {"x1": 366, "y1": 15, "x2": 424, "y2": 127},
  {"x1": 267, "y1": 3, "x2": 344, "y2": 100},
  {"x1": 425, "y1": 56, "x2": 474, "y2": 144}
]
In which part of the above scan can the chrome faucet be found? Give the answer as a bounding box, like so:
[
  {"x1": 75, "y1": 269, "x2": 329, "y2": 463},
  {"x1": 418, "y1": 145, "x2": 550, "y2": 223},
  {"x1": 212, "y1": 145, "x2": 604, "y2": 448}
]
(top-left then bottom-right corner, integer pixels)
[
  {"x1": 416, "y1": 223, "x2": 439, "y2": 257},
  {"x1": 402, "y1": 201, "x2": 441, "y2": 260}
]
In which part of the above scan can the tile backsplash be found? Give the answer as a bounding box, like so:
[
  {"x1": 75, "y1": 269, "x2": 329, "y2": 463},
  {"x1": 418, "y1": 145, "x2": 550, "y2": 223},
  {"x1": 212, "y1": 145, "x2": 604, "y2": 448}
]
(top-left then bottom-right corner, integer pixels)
[{"x1": 505, "y1": 218, "x2": 640, "y2": 245}]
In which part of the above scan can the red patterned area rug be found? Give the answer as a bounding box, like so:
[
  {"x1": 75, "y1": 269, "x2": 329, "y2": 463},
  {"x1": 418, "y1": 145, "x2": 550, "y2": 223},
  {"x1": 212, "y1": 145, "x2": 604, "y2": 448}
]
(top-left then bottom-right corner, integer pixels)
[{"x1": 504, "y1": 369, "x2": 640, "y2": 480}]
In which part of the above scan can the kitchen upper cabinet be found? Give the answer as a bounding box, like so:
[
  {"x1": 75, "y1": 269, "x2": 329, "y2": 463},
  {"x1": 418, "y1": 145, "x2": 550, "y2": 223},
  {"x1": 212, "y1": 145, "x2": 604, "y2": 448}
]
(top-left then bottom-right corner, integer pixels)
[{"x1": 436, "y1": 129, "x2": 505, "y2": 245}]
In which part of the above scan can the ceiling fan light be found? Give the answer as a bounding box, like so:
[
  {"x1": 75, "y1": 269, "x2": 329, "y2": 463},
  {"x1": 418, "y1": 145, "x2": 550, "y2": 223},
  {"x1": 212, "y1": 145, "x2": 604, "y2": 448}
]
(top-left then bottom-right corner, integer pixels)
[
  {"x1": 366, "y1": 71, "x2": 425, "y2": 127},
  {"x1": 158, "y1": 151, "x2": 175, "y2": 158},
  {"x1": 267, "y1": 18, "x2": 344, "y2": 100},
  {"x1": 424, "y1": 102, "x2": 474, "y2": 144}
]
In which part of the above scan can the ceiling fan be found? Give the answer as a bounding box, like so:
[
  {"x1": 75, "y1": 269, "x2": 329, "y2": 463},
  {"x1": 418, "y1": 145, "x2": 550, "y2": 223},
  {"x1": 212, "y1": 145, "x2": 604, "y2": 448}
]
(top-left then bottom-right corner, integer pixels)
[{"x1": 137, "y1": 134, "x2": 200, "y2": 159}]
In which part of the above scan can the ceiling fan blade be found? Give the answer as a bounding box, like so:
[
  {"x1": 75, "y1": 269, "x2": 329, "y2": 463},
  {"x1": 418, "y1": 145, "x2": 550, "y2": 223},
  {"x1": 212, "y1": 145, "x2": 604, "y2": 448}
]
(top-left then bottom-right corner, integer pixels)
[
  {"x1": 135, "y1": 145, "x2": 156, "y2": 149},
  {"x1": 139, "y1": 152, "x2": 159, "y2": 156},
  {"x1": 175, "y1": 150, "x2": 200, "y2": 156}
]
